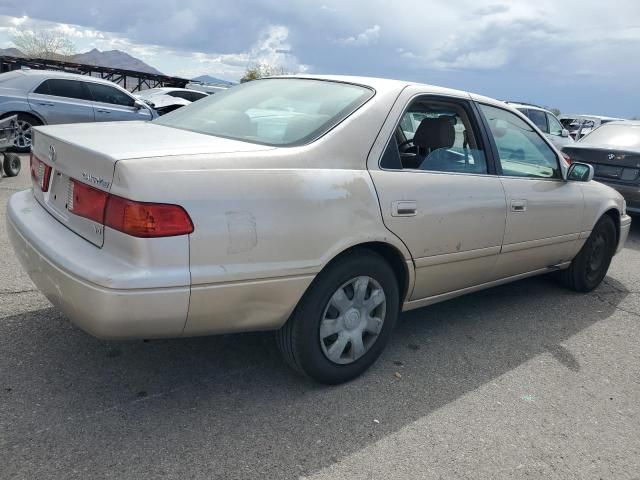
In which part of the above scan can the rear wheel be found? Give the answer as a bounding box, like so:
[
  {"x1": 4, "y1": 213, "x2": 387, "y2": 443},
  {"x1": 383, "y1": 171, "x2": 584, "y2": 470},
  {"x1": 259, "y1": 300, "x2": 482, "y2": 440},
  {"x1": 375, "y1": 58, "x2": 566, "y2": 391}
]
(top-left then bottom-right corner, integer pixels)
[
  {"x1": 561, "y1": 215, "x2": 616, "y2": 292},
  {"x1": 2, "y1": 152, "x2": 21, "y2": 177},
  {"x1": 276, "y1": 249, "x2": 400, "y2": 384}
]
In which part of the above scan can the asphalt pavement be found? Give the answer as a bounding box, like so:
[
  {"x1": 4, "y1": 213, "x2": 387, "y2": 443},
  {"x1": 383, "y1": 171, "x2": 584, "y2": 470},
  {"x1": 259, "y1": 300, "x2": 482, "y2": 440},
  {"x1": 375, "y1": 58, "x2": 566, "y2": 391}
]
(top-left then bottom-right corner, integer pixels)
[{"x1": 1, "y1": 157, "x2": 639, "y2": 479}]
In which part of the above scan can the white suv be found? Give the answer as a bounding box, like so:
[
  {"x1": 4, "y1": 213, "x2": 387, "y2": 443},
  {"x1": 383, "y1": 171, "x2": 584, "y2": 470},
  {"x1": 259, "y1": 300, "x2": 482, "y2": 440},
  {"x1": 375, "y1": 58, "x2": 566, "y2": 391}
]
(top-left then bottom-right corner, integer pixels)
[{"x1": 506, "y1": 102, "x2": 574, "y2": 148}]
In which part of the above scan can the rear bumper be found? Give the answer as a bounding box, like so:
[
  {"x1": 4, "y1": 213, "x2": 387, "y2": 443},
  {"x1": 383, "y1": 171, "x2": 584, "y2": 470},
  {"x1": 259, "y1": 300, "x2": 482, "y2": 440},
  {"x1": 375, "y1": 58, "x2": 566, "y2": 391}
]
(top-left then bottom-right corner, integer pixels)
[{"x1": 7, "y1": 190, "x2": 189, "y2": 339}]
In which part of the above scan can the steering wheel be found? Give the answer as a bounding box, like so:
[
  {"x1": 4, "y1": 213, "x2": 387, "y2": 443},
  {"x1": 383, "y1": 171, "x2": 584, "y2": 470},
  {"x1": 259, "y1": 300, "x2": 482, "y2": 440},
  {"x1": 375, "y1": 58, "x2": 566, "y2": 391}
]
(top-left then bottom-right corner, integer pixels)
[{"x1": 398, "y1": 138, "x2": 415, "y2": 150}]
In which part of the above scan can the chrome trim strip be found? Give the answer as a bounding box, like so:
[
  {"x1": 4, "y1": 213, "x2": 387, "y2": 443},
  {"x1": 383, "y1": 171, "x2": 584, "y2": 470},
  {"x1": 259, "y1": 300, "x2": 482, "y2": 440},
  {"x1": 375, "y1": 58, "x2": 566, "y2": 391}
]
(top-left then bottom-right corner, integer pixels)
[
  {"x1": 414, "y1": 245, "x2": 501, "y2": 268},
  {"x1": 501, "y1": 233, "x2": 580, "y2": 254}
]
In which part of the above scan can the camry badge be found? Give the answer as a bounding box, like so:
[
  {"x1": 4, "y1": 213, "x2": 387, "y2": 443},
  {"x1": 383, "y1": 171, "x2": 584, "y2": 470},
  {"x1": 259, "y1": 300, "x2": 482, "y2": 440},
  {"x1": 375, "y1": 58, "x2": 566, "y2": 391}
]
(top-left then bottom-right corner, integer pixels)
[{"x1": 48, "y1": 144, "x2": 56, "y2": 163}]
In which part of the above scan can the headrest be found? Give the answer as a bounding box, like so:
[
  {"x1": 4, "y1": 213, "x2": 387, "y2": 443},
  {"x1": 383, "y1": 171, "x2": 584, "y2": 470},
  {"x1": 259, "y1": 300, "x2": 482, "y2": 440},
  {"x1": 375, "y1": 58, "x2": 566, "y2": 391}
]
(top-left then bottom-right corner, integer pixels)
[{"x1": 413, "y1": 117, "x2": 455, "y2": 150}]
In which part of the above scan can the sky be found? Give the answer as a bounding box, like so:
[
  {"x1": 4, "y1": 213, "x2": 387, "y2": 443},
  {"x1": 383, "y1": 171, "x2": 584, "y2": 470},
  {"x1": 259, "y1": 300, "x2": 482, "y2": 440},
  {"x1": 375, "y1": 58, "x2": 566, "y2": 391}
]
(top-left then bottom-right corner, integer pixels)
[{"x1": 0, "y1": 1, "x2": 639, "y2": 118}]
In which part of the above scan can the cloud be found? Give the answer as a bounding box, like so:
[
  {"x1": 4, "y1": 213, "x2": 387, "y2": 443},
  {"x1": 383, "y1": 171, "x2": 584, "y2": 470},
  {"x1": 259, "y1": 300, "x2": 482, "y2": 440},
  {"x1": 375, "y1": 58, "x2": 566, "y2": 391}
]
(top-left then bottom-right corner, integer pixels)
[
  {"x1": 337, "y1": 25, "x2": 381, "y2": 46},
  {"x1": 0, "y1": 1, "x2": 639, "y2": 116},
  {"x1": 472, "y1": 4, "x2": 510, "y2": 16}
]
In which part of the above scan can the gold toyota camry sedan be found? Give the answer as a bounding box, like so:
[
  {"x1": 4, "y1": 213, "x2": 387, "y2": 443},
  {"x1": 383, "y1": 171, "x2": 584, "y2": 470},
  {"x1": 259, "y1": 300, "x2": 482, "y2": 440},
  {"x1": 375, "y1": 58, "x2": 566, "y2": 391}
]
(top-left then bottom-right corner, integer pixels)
[{"x1": 7, "y1": 75, "x2": 631, "y2": 383}]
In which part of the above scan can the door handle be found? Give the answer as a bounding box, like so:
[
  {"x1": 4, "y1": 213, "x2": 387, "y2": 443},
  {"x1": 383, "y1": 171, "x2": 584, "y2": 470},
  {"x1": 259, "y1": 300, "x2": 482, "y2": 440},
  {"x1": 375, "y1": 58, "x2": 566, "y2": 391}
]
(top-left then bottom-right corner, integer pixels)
[
  {"x1": 38, "y1": 102, "x2": 54, "y2": 107},
  {"x1": 511, "y1": 200, "x2": 527, "y2": 212},
  {"x1": 96, "y1": 109, "x2": 110, "y2": 114},
  {"x1": 391, "y1": 200, "x2": 417, "y2": 217}
]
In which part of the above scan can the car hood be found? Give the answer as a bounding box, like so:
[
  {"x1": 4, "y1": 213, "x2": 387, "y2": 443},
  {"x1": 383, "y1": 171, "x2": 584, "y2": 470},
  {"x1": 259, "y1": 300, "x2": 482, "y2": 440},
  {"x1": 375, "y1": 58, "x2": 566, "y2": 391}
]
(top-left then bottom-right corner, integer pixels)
[{"x1": 35, "y1": 121, "x2": 275, "y2": 160}]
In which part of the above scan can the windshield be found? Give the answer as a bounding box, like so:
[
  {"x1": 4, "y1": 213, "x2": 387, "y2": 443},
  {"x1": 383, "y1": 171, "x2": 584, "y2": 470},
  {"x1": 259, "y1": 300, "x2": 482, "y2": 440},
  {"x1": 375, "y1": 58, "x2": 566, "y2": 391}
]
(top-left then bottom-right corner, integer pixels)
[
  {"x1": 154, "y1": 78, "x2": 374, "y2": 146},
  {"x1": 580, "y1": 123, "x2": 640, "y2": 149}
]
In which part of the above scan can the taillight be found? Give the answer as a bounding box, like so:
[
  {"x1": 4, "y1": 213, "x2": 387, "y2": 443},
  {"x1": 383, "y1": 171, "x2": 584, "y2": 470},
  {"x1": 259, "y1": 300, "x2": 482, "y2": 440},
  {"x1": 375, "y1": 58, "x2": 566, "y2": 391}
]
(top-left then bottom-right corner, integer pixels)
[
  {"x1": 104, "y1": 196, "x2": 194, "y2": 238},
  {"x1": 562, "y1": 152, "x2": 572, "y2": 165},
  {"x1": 66, "y1": 178, "x2": 193, "y2": 238},
  {"x1": 30, "y1": 153, "x2": 52, "y2": 192},
  {"x1": 68, "y1": 179, "x2": 108, "y2": 223}
]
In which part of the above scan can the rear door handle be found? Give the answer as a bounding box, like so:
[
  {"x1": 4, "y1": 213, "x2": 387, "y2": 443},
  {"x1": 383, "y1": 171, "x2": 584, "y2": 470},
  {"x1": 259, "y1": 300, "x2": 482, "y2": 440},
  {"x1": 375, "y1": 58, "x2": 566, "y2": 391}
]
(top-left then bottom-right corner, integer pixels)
[
  {"x1": 391, "y1": 200, "x2": 417, "y2": 217},
  {"x1": 38, "y1": 102, "x2": 54, "y2": 107},
  {"x1": 511, "y1": 200, "x2": 527, "y2": 212}
]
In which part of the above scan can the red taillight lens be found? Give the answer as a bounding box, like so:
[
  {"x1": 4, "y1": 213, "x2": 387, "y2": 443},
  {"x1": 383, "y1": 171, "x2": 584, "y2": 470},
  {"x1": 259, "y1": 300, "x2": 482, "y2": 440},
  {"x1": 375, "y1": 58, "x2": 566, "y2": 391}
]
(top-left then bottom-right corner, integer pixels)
[
  {"x1": 68, "y1": 179, "x2": 109, "y2": 223},
  {"x1": 30, "y1": 153, "x2": 52, "y2": 192},
  {"x1": 104, "y1": 195, "x2": 194, "y2": 238},
  {"x1": 562, "y1": 152, "x2": 572, "y2": 165},
  {"x1": 66, "y1": 178, "x2": 194, "y2": 238}
]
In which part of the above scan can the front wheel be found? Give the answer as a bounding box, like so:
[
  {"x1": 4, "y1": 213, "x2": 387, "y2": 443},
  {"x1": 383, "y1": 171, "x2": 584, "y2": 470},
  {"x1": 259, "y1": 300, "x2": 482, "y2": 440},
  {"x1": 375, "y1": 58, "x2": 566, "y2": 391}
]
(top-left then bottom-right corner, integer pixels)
[
  {"x1": 276, "y1": 249, "x2": 400, "y2": 384},
  {"x1": 561, "y1": 215, "x2": 616, "y2": 292}
]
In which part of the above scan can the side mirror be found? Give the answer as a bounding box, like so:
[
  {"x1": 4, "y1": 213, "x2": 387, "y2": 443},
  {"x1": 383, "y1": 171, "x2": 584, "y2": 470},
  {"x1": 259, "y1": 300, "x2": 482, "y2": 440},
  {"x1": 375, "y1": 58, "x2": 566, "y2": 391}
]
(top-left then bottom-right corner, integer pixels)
[
  {"x1": 561, "y1": 128, "x2": 570, "y2": 138},
  {"x1": 133, "y1": 99, "x2": 146, "y2": 110},
  {"x1": 567, "y1": 162, "x2": 594, "y2": 182}
]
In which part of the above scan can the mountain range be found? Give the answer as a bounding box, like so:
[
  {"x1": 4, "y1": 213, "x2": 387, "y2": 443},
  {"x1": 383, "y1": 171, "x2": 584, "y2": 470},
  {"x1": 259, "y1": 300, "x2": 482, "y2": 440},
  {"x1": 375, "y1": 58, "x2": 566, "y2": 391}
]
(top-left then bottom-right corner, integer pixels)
[{"x1": 0, "y1": 47, "x2": 234, "y2": 84}]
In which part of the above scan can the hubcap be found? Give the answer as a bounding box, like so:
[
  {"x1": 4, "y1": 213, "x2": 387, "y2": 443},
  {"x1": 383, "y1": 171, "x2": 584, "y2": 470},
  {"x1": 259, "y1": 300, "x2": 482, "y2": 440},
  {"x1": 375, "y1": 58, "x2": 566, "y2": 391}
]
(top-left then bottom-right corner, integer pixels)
[
  {"x1": 587, "y1": 232, "x2": 607, "y2": 279},
  {"x1": 13, "y1": 120, "x2": 33, "y2": 149},
  {"x1": 319, "y1": 276, "x2": 387, "y2": 365}
]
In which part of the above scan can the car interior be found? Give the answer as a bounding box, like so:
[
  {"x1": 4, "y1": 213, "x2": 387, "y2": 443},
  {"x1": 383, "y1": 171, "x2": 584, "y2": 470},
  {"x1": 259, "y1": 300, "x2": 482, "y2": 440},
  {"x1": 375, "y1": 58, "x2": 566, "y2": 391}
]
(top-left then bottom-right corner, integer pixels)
[{"x1": 380, "y1": 99, "x2": 487, "y2": 173}]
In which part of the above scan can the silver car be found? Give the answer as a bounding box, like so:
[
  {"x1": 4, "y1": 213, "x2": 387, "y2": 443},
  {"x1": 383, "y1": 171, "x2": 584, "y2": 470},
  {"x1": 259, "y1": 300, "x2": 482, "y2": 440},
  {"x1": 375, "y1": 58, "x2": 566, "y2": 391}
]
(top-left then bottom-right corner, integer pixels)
[
  {"x1": 7, "y1": 75, "x2": 631, "y2": 384},
  {"x1": 0, "y1": 69, "x2": 155, "y2": 151},
  {"x1": 507, "y1": 102, "x2": 574, "y2": 149}
]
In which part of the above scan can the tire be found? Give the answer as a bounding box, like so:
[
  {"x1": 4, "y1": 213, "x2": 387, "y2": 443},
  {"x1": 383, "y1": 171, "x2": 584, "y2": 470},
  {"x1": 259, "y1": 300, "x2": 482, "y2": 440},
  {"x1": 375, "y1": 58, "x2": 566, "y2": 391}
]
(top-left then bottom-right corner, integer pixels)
[
  {"x1": 561, "y1": 215, "x2": 616, "y2": 292},
  {"x1": 2, "y1": 152, "x2": 21, "y2": 177},
  {"x1": 1, "y1": 113, "x2": 41, "y2": 153},
  {"x1": 276, "y1": 249, "x2": 400, "y2": 384}
]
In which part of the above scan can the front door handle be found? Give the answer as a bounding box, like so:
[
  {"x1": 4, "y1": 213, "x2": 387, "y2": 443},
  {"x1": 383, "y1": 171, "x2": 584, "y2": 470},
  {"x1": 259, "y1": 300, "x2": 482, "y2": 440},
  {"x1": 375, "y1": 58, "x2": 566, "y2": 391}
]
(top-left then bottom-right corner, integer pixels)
[
  {"x1": 511, "y1": 199, "x2": 527, "y2": 212},
  {"x1": 391, "y1": 200, "x2": 417, "y2": 217},
  {"x1": 96, "y1": 109, "x2": 111, "y2": 114}
]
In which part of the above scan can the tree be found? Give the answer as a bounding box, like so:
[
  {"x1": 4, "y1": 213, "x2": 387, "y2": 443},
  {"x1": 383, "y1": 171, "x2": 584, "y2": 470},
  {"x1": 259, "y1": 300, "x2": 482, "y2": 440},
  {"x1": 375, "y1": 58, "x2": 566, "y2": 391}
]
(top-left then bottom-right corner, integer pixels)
[
  {"x1": 12, "y1": 28, "x2": 76, "y2": 60},
  {"x1": 240, "y1": 62, "x2": 290, "y2": 83}
]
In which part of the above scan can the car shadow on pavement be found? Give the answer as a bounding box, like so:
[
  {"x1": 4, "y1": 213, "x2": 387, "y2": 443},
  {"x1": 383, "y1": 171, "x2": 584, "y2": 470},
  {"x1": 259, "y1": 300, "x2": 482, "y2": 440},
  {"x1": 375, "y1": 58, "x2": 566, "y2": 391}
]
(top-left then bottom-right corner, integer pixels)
[{"x1": 0, "y1": 275, "x2": 629, "y2": 479}]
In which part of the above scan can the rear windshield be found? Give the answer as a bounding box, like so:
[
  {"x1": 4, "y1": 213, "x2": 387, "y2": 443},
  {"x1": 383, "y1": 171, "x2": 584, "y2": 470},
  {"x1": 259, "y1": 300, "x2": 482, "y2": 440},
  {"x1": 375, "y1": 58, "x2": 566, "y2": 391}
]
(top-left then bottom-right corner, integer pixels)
[
  {"x1": 154, "y1": 78, "x2": 374, "y2": 146},
  {"x1": 580, "y1": 124, "x2": 640, "y2": 149}
]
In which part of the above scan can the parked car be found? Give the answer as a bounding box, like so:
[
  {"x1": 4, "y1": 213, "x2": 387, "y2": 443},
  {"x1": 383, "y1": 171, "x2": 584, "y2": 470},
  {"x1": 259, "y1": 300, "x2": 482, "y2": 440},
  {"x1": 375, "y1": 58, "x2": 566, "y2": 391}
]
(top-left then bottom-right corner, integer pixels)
[
  {"x1": 8, "y1": 76, "x2": 630, "y2": 384},
  {"x1": 562, "y1": 120, "x2": 640, "y2": 215},
  {"x1": 135, "y1": 87, "x2": 208, "y2": 116},
  {"x1": 558, "y1": 114, "x2": 623, "y2": 140},
  {"x1": 506, "y1": 102, "x2": 573, "y2": 148},
  {"x1": 0, "y1": 69, "x2": 155, "y2": 152}
]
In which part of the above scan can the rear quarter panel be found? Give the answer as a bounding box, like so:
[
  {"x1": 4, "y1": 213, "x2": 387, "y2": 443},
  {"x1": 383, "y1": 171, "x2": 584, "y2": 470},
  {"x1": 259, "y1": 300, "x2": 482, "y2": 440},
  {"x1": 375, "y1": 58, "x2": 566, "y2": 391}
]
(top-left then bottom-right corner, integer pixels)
[{"x1": 112, "y1": 157, "x2": 412, "y2": 335}]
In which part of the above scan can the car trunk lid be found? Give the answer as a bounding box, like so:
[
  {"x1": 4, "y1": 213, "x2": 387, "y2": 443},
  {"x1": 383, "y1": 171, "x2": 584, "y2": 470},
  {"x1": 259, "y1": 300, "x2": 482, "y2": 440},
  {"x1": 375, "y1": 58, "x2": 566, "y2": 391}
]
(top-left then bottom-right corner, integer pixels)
[
  {"x1": 562, "y1": 145, "x2": 640, "y2": 183},
  {"x1": 30, "y1": 122, "x2": 274, "y2": 247}
]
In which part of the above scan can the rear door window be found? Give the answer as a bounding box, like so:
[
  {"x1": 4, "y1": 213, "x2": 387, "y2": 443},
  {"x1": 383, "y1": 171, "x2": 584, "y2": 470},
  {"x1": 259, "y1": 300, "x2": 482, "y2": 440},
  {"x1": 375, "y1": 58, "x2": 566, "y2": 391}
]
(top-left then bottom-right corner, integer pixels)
[
  {"x1": 38, "y1": 79, "x2": 92, "y2": 101},
  {"x1": 381, "y1": 97, "x2": 488, "y2": 174}
]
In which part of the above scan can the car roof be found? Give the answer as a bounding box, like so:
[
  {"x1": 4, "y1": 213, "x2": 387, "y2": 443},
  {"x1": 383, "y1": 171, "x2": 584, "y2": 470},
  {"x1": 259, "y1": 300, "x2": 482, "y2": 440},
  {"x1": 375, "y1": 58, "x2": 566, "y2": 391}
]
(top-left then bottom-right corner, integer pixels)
[
  {"x1": 559, "y1": 114, "x2": 624, "y2": 121},
  {"x1": 505, "y1": 102, "x2": 549, "y2": 113},
  {"x1": 600, "y1": 120, "x2": 640, "y2": 126},
  {"x1": 8, "y1": 68, "x2": 127, "y2": 87},
  {"x1": 267, "y1": 74, "x2": 512, "y2": 106}
]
